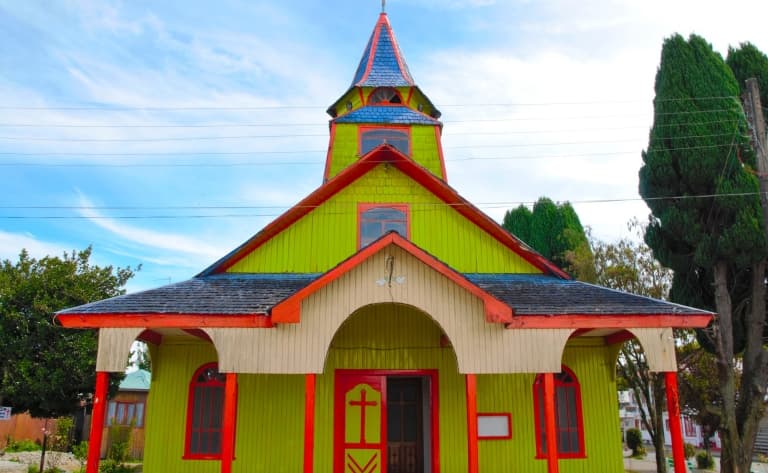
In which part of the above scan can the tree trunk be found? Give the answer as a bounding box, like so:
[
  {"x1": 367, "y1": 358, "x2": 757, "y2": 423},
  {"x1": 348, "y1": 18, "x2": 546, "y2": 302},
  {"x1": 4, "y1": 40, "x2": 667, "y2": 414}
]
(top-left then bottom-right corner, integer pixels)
[{"x1": 39, "y1": 419, "x2": 48, "y2": 473}]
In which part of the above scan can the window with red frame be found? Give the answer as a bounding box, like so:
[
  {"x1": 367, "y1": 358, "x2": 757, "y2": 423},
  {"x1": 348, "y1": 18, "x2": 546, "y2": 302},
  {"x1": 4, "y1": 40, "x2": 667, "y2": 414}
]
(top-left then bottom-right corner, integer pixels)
[
  {"x1": 106, "y1": 401, "x2": 144, "y2": 427},
  {"x1": 360, "y1": 128, "x2": 410, "y2": 156},
  {"x1": 359, "y1": 205, "x2": 408, "y2": 247},
  {"x1": 185, "y1": 363, "x2": 227, "y2": 458},
  {"x1": 533, "y1": 367, "x2": 585, "y2": 458}
]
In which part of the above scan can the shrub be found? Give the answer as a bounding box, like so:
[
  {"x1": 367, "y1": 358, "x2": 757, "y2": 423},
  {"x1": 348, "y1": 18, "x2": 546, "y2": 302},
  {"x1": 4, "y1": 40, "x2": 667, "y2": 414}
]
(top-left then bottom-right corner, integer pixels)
[
  {"x1": 696, "y1": 451, "x2": 715, "y2": 470},
  {"x1": 626, "y1": 428, "x2": 644, "y2": 456},
  {"x1": 72, "y1": 441, "x2": 88, "y2": 473},
  {"x1": 683, "y1": 442, "x2": 696, "y2": 459},
  {"x1": 7, "y1": 438, "x2": 42, "y2": 452},
  {"x1": 98, "y1": 459, "x2": 136, "y2": 473}
]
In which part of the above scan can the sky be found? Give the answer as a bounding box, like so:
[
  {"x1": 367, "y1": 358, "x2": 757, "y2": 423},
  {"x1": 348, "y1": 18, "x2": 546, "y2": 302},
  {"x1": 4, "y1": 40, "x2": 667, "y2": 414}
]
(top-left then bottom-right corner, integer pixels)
[{"x1": 0, "y1": 0, "x2": 766, "y2": 292}]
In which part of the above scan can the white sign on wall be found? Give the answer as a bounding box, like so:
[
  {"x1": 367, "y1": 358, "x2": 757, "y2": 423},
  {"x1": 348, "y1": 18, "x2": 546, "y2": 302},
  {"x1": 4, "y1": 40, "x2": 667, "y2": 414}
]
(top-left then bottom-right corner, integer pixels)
[
  {"x1": 478, "y1": 413, "x2": 512, "y2": 439},
  {"x1": 0, "y1": 406, "x2": 11, "y2": 420}
]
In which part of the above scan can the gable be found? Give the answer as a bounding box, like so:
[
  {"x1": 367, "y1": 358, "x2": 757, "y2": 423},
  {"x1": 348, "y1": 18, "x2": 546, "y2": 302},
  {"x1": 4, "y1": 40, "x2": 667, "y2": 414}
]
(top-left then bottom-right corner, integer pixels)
[{"x1": 227, "y1": 164, "x2": 541, "y2": 274}]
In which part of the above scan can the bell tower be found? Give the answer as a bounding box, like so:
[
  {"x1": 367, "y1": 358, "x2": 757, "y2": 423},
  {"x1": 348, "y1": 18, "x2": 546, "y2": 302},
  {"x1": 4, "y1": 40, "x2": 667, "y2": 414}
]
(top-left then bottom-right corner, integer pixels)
[{"x1": 324, "y1": 11, "x2": 446, "y2": 182}]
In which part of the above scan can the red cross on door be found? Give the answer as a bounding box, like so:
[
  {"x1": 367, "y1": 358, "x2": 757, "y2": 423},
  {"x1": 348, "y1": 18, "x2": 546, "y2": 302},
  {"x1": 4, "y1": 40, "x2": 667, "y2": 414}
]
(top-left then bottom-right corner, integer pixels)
[{"x1": 335, "y1": 375, "x2": 385, "y2": 473}]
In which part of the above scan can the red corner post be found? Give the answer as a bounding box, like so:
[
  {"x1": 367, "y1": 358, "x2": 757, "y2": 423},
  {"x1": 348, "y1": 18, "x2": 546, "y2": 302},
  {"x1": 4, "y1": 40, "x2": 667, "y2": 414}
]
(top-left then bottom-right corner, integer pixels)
[
  {"x1": 86, "y1": 371, "x2": 109, "y2": 473},
  {"x1": 465, "y1": 374, "x2": 479, "y2": 473},
  {"x1": 665, "y1": 372, "x2": 686, "y2": 473},
  {"x1": 221, "y1": 373, "x2": 238, "y2": 473},
  {"x1": 304, "y1": 374, "x2": 317, "y2": 473},
  {"x1": 543, "y1": 373, "x2": 560, "y2": 473}
]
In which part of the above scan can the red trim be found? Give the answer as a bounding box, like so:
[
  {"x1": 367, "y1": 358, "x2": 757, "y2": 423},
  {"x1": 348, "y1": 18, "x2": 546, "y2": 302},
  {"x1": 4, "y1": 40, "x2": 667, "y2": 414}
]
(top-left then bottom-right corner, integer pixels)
[
  {"x1": 304, "y1": 374, "x2": 316, "y2": 473},
  {"x1": 542, "y1": 373, "x2": 560, "y2": 473},
  {"x1": 465, "y1": 374, "x2": 479, "y2": 473},
  {"x1": 357, "y1": 203, "x2": 410, "y2": 249},
  {"x1": 204, "y1": 145, "x2": 568, "y2": 278},
  {"x1": 334, "y1": 369, "x2": 439, "y2": 473},
  {"x1": 507, "y1": 314, "x2": 711, "y2": 329},
  {"x1": 221, "y1": 373, "x2": 237, "y2": 473},
  {"x1": 665, "y1": 372, "x2": 687, "y2": 473},
  {"x1": 271, "y1": 232, "x2": 513, "y2": 324},
  {"x1": 405, "y1": 87, "x2": 414, "y2": 105},
  {"x1": 56, "y1": 313, "x2": 273, "y2": 329},
  {"x1": 358, "y1": 125, "x2": 412, "y2": 157},
  {"x1": 86, "y1": 371, "x2": 109, "y2": 473},
  {"x1": 183, "y1": 328, "x2": 213, "y2": 342},
  {"x1": 533, "y1": 366, "x2": 585, "y2": 461},
  {"x1": 434, "y1": 126, "x2": 447, "y2": 181},
  {"x1": 356, "y1": 14, "x2": 384, "y2": 85},
  {"x1": 477, "y1": 413, "x2": 512, "y2": 440},
  {"x1": 604, "y1": 330, "x2": 635, "y2": 345},
  {"x1": 138, "y1": 329, "x2": 162, "y2": 345},
  {"x1": 358, "y1": 88, "x2": 366, "y2": 107},
  {"x1": 381, "y1": 14, "x2": 414, "y2": 86},
  {"x1": 323, "y1": 122, "x2": 337, "y2": 182}
]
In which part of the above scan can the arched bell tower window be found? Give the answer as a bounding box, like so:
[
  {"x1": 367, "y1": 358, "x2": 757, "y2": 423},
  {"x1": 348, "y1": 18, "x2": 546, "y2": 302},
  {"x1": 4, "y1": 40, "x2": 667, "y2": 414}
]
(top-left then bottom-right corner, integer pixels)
[
  {"x1": 368, "y1": 87, "x2": 403, "y2": 104},
  {"x1": 358, "y1": 204, "x2": 409, "y2": 248},
  {"x1": 360, "y1": 127, "x2": 411, "y2": 156}
]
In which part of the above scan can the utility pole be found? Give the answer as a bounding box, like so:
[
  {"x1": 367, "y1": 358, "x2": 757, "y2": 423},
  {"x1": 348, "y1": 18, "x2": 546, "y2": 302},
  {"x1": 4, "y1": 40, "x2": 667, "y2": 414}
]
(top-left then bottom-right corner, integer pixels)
[{"x1": 743, "y1": 78, "x2": 768, "y2": 237}]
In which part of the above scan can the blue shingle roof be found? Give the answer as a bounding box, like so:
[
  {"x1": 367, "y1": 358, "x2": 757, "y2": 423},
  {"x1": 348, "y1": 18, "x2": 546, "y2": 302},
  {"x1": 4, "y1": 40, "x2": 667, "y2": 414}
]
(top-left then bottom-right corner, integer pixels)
[
  {"x1": 334, "y1": 105, "x2": 440, "y2": 125},
  {"x1": 353, "y1": 13, "x2": 414, "y2": 87}
]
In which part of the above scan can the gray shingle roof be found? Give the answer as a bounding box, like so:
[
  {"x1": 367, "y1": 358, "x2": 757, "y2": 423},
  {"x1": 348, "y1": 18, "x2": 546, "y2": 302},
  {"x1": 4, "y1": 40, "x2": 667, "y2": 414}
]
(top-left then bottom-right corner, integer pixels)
[{"x1": 57, "y1": 272, "x2": 709, "y2": 318}]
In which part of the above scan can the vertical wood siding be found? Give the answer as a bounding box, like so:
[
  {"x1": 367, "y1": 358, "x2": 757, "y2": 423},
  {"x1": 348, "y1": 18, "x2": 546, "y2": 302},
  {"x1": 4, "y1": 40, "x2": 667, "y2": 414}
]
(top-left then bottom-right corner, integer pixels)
[
  {"x1": 142, "y1": 338, "x2": 306, "y2": 473},
  {"x1": 476, "y1": 339, "x2": 624, "y2": 473},
  {"x1": 326, "y1": 124, "x2": 444, "y2": 180},
  {"x1": 211, "y1": 247, "x2": 567, "y2": 374},
  {"x1": 96, "y1": 328, "x2": 144, "y2": 372},
  {"x1": 227, "y1": 166, "x2": 539, "y2": 274},
  {"x1": 628, "y1": 328, "x2": 677, "y2": 371}
]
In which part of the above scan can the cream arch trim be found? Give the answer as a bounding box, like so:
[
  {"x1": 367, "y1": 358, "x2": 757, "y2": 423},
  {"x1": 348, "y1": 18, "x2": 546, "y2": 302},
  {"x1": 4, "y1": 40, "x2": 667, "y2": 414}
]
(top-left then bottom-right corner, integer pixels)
[
  {"x1": 95, "y1": 327, "x2": 145, "y2": 372},
  {"x1": 205, "y1": 246, "x2": 574, "y2": 374},
  {"x1": 627, "y1": 327, "x2": 677, "y2": 372}
]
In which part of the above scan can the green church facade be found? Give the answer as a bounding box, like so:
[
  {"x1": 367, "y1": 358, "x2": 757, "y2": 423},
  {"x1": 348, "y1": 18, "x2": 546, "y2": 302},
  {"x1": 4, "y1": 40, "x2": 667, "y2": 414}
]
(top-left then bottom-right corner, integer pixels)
[{"x1": 58, "y1": 9, "x2": 711, "y2": 473}]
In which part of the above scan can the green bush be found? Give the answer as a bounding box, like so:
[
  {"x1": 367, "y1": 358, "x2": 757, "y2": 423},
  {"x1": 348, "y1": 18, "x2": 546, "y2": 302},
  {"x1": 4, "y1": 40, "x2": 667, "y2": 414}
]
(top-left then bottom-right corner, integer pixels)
[
  {"x1": 683, "y1": 442, "x2": 696, "y2": 459},
  {"x1": 7, "y1": 438, "x2": 42, "y2": 452},
  {"x1": 72, "y1": 441, "x2": 88, "y2": 473},
  {"x1": 696, "y1": 451, "x2": 715, "y2": 470},
  {"x1": 98, "y1": 459, "x2": 137, "y2": 473},
  {"x1": 626, "y1": 428, "x2": 644, "y2": 456}
]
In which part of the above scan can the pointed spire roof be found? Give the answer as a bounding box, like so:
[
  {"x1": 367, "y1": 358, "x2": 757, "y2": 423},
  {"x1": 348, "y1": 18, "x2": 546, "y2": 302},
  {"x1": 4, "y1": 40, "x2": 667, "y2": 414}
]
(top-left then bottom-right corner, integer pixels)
[{"x1": 351, "y1": 12, "x2": 414, "y2": 87}]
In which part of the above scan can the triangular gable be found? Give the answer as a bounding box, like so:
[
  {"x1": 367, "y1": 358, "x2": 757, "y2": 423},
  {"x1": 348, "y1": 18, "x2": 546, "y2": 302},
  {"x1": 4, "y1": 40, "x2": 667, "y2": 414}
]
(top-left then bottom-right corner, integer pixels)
[
  {"x1": 200, "y1": 144, "x2": 569, "y2": 279},
  {"x1": 270, "y1": 231, "x2": 513, "y2": 324}
]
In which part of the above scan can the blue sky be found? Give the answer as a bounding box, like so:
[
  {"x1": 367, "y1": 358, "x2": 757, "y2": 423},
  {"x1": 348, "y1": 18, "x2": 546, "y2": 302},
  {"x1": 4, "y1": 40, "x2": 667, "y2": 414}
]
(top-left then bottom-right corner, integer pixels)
[{"x1": 1, "y1": 0, "x2": 766, "y2": 292}]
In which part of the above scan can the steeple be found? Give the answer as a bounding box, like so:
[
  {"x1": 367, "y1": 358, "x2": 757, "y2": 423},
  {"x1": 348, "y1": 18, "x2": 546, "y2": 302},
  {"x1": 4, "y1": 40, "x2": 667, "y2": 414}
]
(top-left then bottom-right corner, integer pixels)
[{"x1": 325, "y1": 10, "x2": 446, "y2": 183}]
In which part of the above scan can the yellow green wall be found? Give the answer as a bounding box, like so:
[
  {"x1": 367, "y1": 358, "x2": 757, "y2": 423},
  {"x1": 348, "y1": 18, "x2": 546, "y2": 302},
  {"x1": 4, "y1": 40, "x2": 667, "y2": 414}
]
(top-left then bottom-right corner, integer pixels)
[
  {"x1": 228, "y1": 165, "x2": 538, "y2": 274},
  {"x1": 326, "y1": 123, "x2": 444, "y2": 179}
]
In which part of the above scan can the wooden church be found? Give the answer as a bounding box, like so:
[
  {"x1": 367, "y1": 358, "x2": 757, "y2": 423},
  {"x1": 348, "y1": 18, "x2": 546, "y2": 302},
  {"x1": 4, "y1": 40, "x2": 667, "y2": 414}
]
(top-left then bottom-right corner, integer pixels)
[{"x1": 57, "y1": 8, "x2": 712, "y2": 473}]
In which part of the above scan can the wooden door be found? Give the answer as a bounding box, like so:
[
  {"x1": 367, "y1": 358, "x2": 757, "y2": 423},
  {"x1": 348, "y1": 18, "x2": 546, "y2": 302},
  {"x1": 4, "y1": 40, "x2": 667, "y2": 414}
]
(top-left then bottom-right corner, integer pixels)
[{"x1": 386, "y1": 378, "x2": 423, "y2": 473}]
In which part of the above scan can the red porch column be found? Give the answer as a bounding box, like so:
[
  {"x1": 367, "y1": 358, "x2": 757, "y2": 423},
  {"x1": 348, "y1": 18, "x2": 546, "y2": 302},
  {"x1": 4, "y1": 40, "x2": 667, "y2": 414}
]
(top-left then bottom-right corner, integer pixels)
[
  {"x1": 665, "y1": 371, "x2": 686, "y2": 473},
  {"x1": 85, "y1": 371, "x2": 109, "y2": 473},
  {"x1": 465, "y1": 374, "x2": 479, "y2": 473},
  {"x1": 542, "y1": 372, "x2": 560, "y2": 473},
  {"x1": 221, "y1": 373, "x2": 238, "y2": 473},
  {"x1": 304, "y1": 374, "x2": 316, "y2": 473}
]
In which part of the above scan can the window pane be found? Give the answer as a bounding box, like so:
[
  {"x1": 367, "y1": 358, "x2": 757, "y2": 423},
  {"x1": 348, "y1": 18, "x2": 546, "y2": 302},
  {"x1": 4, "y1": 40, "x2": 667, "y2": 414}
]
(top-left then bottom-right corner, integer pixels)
[
  {"x1": 361, "y1": 129, "x2": 410, "y2": 156},
  {"x1": 211, "y1": 388, "x2": 224, "y2": 428},
  {"x1": 126, "y1": 404, "x2": 135, "y2": 425},
  {"x1": 382, "y1": 221, "x2": 407, "y2": 236},
  {"x1": 211, "y1": 431, "x2": 221, "y2": 455},
  {"x1": 403, "y1": 405, "x2": 418, "y2": 441},
  {"x1": 388, "y1": 404, "x2": 402, "y2": 441},
  {"x1": 136, "y1": 403, "x2": 144, "y2": 427},
  {"x1": 364, "y1": 208, "x2": 405, "y2": 221},
  {"x1": 193, "y1": 387, "x2": 204, "y2": 428},
  {"x1": 116, "y1": 404, "x2": 126, "y2": 425},
  {"x1": 107, "y1": 402, "x2": 116, "y2": 426}
]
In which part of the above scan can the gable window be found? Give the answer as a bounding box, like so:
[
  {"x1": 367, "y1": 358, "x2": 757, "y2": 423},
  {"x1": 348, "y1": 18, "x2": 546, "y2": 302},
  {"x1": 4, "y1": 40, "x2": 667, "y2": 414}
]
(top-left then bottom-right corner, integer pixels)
[
  {"x1": 185, "y1": 363, "x2": 228, "y2": 459},
  {"x1": 360, "y1": 127, "x2": 410, "y2": 156},
  {"x1": 533, "y1": 366, "x2": 585, "y2": 458},
  {"x1": 359, "y1": 204, "x2": 409, "y2": 248},
  {"x1": 368, "y1": 87, "x2": 403, "y2": 104}
]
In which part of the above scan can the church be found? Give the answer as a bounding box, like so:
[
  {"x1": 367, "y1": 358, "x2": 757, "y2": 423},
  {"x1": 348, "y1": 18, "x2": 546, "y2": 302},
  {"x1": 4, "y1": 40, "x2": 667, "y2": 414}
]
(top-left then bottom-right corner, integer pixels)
[{"x1": 57, "y1": 8, "x2": 711, "y2": 473}]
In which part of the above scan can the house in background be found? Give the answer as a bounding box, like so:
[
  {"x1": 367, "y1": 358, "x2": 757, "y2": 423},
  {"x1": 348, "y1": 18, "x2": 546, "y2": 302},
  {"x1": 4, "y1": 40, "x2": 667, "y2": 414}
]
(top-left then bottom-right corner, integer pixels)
[
  {"x1": 56, "y1": 8, "x2": 712, "y2": 473},
  {"x1": 100, "y1": 369, "x2": 150, "y2": 460}
]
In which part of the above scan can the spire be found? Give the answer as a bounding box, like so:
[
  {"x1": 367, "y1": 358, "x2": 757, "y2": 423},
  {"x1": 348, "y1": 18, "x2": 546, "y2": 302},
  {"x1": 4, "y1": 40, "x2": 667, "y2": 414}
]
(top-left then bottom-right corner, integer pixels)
[{"x1": 351, "y1": 12, "x2": 414, "y2": 87}]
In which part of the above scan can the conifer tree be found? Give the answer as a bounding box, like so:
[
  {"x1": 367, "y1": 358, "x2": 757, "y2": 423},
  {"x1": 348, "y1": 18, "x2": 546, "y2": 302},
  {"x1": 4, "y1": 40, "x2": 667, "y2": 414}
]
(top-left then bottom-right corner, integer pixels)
[
  {"x1": 639, "y1": 34, "x2": 767, "y2": 473},
  {"x1": 727, "y1": 42, "x2": 768, "y2": 123}
]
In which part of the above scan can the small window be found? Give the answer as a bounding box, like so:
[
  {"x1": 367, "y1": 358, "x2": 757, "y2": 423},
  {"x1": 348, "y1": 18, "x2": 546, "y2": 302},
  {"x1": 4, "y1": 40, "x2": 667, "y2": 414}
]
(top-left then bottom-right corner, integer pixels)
[
  {"x1": 360, "y1": 128, "x2": 410, "y2": 156},
  {"x1": 359, "y1": 205, "x2": 408, "y2": 248},
  {"x1": 106, "y1": 401, "x2": 145, "y2": 427},
  {"x1": 185, "y1": 363, "x2": 227, "y2": 459},
  {"x1": 533, "y1": 366, "x2": 585, "y2": 458},
  {"x1": 368, "y1": 87, "x2": 402, "y2": 104}
]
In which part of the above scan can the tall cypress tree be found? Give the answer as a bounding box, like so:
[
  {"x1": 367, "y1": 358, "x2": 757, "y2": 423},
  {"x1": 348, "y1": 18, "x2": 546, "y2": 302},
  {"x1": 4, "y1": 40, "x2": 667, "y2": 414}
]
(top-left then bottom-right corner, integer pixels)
[
  {"x1": 727, "y1": 42, "x2": 768, "y2": 123},
  {"x1": 639, "y1": 34, "x2": 767, "y2": 473}
]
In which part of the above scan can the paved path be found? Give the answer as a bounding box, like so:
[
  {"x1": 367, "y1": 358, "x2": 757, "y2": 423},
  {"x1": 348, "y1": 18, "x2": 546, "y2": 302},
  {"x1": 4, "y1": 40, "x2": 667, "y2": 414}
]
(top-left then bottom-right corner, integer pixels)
[{"x1": 624, "y1": 456, "x2": 768, "y2": 473}]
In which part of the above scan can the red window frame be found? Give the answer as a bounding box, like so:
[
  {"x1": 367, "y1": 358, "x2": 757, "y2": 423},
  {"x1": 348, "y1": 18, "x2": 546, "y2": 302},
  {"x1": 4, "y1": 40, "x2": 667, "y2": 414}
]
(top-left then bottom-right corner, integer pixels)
[
  {"x1": 532, "y1": 366, "x2": 586, "y2": 459},
  {"x1": 184, "y1": 363, "x2": 232, "y2": 460},
  {"x1": 358, "y1": 126, "x2": 412, "y2": 157},
  {"x1": 357, "y1": 203, "x2": 410, "y2": 248}
]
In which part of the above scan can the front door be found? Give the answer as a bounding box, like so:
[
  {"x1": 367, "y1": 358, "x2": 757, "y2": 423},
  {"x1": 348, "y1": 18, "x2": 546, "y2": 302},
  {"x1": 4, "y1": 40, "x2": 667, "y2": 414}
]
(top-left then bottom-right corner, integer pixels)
[{"x1": 334, "y1": 372, "x2": 434, "y2": 473}]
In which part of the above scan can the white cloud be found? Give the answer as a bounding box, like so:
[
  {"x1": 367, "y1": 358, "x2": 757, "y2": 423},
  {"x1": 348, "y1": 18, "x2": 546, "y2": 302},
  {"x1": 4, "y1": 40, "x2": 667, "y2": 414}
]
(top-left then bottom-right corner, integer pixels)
[{"x1": 0, "y1": 231, "x2": 71, "y2": 261}]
